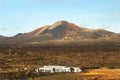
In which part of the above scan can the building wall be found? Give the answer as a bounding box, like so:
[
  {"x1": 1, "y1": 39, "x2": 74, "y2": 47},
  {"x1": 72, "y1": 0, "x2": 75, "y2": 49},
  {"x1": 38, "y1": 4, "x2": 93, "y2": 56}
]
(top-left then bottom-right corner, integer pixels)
[{"x1": 36, "y1": 65, "x2": 81, "y2": 73}]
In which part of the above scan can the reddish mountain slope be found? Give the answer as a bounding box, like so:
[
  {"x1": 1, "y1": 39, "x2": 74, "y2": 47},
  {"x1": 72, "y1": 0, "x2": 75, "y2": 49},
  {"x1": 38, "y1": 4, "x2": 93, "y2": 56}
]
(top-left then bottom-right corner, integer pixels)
[{"x1": 0, "y1": 20, "x2": 119, "y2": 44}]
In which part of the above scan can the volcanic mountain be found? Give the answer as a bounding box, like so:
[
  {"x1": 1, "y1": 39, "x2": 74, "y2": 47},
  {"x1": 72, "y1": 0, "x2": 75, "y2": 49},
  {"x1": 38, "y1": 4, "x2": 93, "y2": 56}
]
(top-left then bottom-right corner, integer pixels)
[{"x1": 0, "y1": 20, "x2": 120, "y2": 44}]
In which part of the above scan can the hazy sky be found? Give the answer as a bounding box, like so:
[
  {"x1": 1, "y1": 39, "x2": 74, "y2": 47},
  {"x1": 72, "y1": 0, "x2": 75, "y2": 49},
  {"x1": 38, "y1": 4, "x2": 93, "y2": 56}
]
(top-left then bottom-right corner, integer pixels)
[{"x1": 0, "y1": 0, "x2": 120, "y2": 36}]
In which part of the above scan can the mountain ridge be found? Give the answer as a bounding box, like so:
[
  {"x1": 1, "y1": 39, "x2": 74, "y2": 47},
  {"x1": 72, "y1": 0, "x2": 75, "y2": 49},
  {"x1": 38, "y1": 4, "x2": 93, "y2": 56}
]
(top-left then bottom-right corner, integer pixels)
[
  {"x1": 0, "y1": 20, "x2": 120, "y2": 45},
  {"x1": 0, "y1": 35, "x2": 5, "y2": 38}
]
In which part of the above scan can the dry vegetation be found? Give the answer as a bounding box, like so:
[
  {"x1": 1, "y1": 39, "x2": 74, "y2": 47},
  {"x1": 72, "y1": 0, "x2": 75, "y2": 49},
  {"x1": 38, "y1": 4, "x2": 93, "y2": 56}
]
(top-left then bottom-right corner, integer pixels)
[
  {"x1": 0, "y1": 44, "x2": 120, "y2": 68},
  {"x1": 0, "y1": 44, "x2": 120, "y2": 79}
]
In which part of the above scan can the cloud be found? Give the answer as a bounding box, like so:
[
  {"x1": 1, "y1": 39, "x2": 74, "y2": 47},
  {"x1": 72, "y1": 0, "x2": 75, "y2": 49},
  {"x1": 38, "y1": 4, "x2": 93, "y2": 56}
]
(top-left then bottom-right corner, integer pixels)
[
  {"x1": 79, "y1": 22, "x2": 89, "y2": 27},
  {"x1": 111, "y1": 12, "x2": 120, "y2": 17},
  {"x1": 0, "y1": 27, "x2": 8, "y2": 31},
  {"x1": 100, "y1": 26, "x2": 111, "y2": 30}
]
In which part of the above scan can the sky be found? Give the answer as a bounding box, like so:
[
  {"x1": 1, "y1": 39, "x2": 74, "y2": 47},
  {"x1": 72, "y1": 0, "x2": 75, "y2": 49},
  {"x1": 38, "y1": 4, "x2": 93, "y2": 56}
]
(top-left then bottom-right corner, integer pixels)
[{"x1": 0, "y1": 0, "x2": 120, "y2": 37}]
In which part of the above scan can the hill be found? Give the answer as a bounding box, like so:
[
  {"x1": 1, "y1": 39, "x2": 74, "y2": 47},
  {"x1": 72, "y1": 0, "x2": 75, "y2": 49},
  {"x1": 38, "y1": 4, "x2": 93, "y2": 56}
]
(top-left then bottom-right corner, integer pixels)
[
  {"x1": 0, "y1": 20, "x2": 120, "y2": 45},
  {"x1": 0, "y1": 35, "x2": 5, "y2": 38}
]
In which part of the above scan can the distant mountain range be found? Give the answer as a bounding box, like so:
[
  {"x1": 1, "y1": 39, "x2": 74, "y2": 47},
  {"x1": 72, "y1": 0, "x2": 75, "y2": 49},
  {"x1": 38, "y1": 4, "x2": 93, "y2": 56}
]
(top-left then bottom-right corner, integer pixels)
[
  {"x1": 0, "y1": 35, "x2": 5, "y2": 38},
  {"x1": 0, "y1": 20, "x2": 120, "y2": 45},
  {"x1": 0, "y1": 35, "x2": 6, "y2": 42}
]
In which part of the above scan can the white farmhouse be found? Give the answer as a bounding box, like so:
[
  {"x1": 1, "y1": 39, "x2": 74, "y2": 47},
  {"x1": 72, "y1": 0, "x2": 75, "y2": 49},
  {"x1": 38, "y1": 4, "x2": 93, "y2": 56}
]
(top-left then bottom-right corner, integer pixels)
[
  {"x1": 73, "y1": 67, "x2": 82, "y2": 72},
  {"x1": 35, "y1": 65, "x2": 81, "y2": 73}
]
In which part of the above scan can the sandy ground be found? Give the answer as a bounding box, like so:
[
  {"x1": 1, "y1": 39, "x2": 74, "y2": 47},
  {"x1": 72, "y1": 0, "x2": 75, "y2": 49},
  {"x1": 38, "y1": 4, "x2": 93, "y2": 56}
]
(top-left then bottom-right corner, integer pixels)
[{"x1": 76, "y1": 69, "x2": 120, "y2": 79}]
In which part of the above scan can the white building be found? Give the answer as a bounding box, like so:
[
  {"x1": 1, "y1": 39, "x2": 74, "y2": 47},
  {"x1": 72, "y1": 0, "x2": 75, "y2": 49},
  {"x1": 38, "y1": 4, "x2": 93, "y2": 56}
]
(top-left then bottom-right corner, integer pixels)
[
  {"x1": 35, "y1": 65, "x2": 81, "y2": 73},
  {"x1": 73, "y1": 67, "x2": 82, "y2": 72}
]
